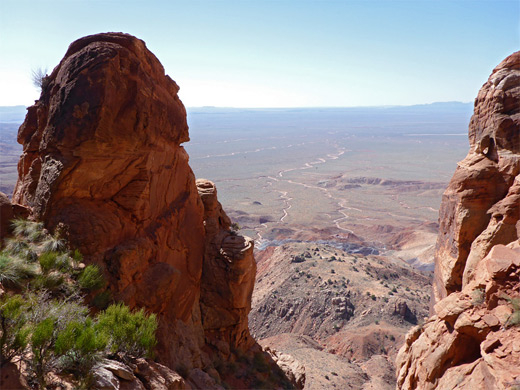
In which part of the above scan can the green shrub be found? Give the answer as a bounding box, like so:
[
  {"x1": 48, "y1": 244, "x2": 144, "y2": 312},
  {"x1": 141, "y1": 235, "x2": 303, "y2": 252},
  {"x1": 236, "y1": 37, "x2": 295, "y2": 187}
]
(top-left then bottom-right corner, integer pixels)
[
  {"x1": 55, "y1": 317, "x2": 107, "y2": 380},
  {"x1": 96, "y1": 303, "x2": 157, "y2": 358},
  {"x1": 0, "y1": 219, "x2": 159, "y2": 387},
  {"x1": 32, "y1": 273, "x2": 65, "y2": 291},
  {"x1": 0, "y1": 294, "x2": 30, "y2": 366},
  {"x1": 25, "y1": 296, "x2": 89, "y2": 388},
  {"x1": 30, "y1": 317, "x2": 56, "y2": 388},
  {"x1": 78, "y1": 265, "x2": 105, "y2": 291},
  {"x1": 71, "y1": 249, "x2": 83, "y2": 266},
  {"x1": 38, "y1": 252, "x2": 59, "y2": 274}
]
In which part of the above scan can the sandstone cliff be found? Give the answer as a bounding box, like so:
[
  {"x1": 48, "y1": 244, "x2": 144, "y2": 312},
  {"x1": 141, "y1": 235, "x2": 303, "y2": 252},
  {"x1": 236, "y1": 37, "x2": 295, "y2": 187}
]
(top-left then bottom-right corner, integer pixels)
[
  {"x1": 6, "y1": 32, "x2": 261, "y2": 388},
  {"x1": 397, "y1": 52, "x2": 520, "y2": 389}
]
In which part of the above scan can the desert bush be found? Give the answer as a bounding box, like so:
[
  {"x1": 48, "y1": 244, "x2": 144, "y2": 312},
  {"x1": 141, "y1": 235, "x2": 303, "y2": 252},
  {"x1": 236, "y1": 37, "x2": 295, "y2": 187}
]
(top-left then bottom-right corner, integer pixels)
[
  {"x1": 4, "y1": 237, "x2": 29, "y2": 256},
  {"x1": 32, "y1": 272, "x2": 66, "y2": 291},
  {"x1": 41, "y1": 236, "x2": 66, "y2": 254},
  {"x1": 0, "y1": 253, "x2": 37, "y2": 288},
  {"x1": 78, "y1": 265, "x2": 105, "y2": 291},
  {"x1": 55, "y1": 317, "x2": 107, "y2": 380},
  {"x1": 55, "y1": 252, "x2": 72, "y2": 271},
  {"x1": 71, "y1": 249, "x2": 83, "y2": 267},
  {"x1": 291, "y1": 255, "x2": 305, "y2": 263},
  {"x1": 38, "y1": 251, "x2": 59, "y2": 274},
  {"x1": 30, "y1": 317, "x2": 56, "y2": 388},
  {"x1": 25, "y1": 295, "x2": 89, "y2": 388},
  {"x1": 471, "y1": 287, "x2": 485, "y2": 306},
  {"x1": 31, "y1": 67, "x2": 48, "y2": 90},
  {"x1": 0, "y1": 294, "x2": 30, "y2": 366},
  {"x1": 505, "y1": 296, "x2": 520, "y2": 327},
  {"x1": 0, "y1": 220, "x2": 159, "y2": 387},
  {"x1": 96, "y1": 303, "x2": 157, "y2": 359},
  {"x1": 11, "y1": 219, "x2": 45, "y2": 242}
]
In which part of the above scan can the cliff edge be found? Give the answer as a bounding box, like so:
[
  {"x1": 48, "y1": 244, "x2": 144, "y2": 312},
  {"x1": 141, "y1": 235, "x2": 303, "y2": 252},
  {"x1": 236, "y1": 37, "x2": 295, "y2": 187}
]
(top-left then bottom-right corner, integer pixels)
[{"x1": 396, "y1": 52, "x2": 520, "y2": 389}]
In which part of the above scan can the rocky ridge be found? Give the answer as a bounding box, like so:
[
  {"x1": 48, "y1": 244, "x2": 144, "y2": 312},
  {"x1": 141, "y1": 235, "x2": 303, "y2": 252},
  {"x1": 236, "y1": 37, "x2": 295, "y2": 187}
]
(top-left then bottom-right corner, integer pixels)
[
  {"x1": 250, "y1": 242, "x2": 431, "y2": 389},
  {"x1": 396, "y1": 52, "x2": 520, "y2": 389},
  {"x1": 0, "y1": 33, "x2": 297, "y2": 389}
]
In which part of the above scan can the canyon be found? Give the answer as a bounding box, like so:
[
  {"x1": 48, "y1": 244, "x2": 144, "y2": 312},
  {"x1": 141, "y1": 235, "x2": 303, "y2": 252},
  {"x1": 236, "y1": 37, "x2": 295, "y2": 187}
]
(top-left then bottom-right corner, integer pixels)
[{"x1": 0, "y1": 32, "x2": 518, "y2": 390}]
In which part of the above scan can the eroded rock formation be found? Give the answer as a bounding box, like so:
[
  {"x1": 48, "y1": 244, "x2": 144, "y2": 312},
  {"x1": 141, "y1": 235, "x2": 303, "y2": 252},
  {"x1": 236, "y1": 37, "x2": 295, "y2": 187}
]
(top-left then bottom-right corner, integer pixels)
[
  {"x1": 9, "y1": 32, "x2": 259, "y2": 386},
  {"x1": 433, "y1": 52, "x2": 520, "y2": 303},
  {"x1": 197, "y1": 178, "x2": 256, "y2": 351},
  {"x1": 397, "y1": 52, "x2": 520, "y2": 389}
]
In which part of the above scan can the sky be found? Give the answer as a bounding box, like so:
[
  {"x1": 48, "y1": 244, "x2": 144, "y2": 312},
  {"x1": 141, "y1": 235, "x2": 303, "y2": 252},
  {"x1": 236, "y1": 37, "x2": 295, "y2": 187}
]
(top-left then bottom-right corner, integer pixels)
[{"x1": 0, "y1": 0, "x2": 519, "y2": 108}]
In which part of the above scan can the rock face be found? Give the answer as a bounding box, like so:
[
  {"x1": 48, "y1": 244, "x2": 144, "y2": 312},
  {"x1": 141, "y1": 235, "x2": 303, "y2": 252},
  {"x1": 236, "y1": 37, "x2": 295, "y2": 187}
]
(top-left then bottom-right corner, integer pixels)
[
  {"x1": 197, "y1": 179, "x2": 257, "y2": 352},
  {"x1": 10, "y1": 32, "x2": 257, "y2": 380},
  {"x1": 397, "y1": 52, "x2": 520, "y2": 389},
  {"x1": 433, "y1": 51, "x2": 520, "y2": 303}
]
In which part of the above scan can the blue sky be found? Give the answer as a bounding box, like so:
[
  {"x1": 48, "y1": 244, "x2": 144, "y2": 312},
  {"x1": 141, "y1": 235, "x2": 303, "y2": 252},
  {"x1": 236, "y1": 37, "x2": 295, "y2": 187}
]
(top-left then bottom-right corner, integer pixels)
[{"x1": 0, "y1": 0, "x2": 518, "y2": 107}]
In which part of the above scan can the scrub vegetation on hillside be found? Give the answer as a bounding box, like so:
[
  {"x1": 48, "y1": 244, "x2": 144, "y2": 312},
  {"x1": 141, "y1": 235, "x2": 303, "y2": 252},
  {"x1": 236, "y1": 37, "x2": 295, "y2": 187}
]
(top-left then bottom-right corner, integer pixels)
[{"x1": 0, "y1": 219, "x2": 157, "y2": 389}]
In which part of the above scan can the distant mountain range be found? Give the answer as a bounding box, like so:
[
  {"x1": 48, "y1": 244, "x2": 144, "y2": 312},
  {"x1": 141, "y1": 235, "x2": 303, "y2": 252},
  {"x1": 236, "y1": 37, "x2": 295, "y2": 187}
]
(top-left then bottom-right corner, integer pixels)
[{"x1": 0, "y1": 102, "x2": 473, "y2": 124}]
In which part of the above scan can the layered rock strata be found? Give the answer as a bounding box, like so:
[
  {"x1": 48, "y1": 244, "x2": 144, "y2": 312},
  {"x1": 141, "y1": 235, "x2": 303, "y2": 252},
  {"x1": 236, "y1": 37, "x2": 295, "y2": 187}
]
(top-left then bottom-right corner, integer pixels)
[
  {"x1": 397, "y1": 52, "x2": 520, "y2": 389},
  {"x1": 9, "y1": 32, "x2": 257, "y2": 383}
]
